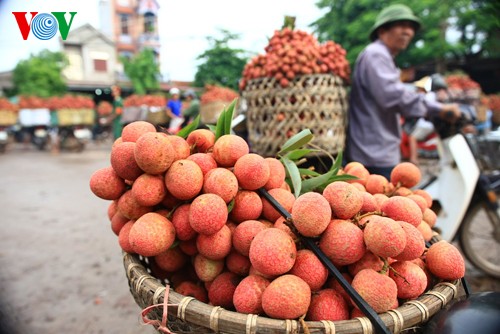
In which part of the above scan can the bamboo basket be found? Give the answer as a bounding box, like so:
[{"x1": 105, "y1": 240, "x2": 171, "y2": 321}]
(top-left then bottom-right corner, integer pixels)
[
  {"x1": 56, "y1": 108, "x2": 95, "y2": 126},
  {"x1": 123, "y1": 232, "x2": 462, "y2": 334},
  {"x1": 200, "y1": 101, "x2": 236, "y2": 124},
  {"x1": 0, "y1": 110, "x2": 18, "y2": 126},
  {"x1": 241, "y1": 74, "x2": 348, "y2": 157}
]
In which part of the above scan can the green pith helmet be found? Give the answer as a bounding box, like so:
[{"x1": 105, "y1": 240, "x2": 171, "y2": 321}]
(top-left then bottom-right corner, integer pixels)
[{"x1": 369, "y1": 4, "x2": 421, "y2": 41}]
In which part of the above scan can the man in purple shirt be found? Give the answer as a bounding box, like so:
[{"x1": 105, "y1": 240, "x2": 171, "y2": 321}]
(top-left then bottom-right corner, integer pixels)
[{"x1": 345, "y1": 4, "x2": 460, "y2": 179}]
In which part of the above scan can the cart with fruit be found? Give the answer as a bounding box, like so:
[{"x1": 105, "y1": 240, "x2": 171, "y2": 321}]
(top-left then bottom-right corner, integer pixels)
[
  {"x1": 0, "y1": 98, "x2": 18, "y2": 152},
  {"x1": 199, "y1": 85, "x2": 240, "y2": 125}
]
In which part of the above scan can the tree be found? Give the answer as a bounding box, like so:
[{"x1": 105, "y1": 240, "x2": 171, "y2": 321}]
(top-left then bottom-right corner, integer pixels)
[
  {"x1": 311, "y1": 0, "x2": 498, "y2": 71},
  {"x1": 193, "y1": 30, "x2": 249, "y2": 91},
  {"x1": 12, "y1": 49, "x2": 68, "y2": 97},
  {"x1": 121, "y1": 48, "x2": 161, "y2": 95}
]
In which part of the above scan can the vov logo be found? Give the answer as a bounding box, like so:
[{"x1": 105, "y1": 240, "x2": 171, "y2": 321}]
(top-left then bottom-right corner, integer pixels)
[{"x1": 12, "y1": 12, "x2": 77, "y2": 41}]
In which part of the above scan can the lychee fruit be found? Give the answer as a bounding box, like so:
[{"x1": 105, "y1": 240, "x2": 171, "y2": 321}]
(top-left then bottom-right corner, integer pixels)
[
  {"x1": 189, "y1": 193, "x2": 228, "y2": 235},
  {"x1": 291, "y1": 192, "x2": 332, "y2": 237},
  {"x1": 165, "y1": 135, "x2": 191, "y2": 161},
  {"x1": 154, "y1": 246, "x2": 188, "y2": 272},
  {"x1": 363, "y1": 216, "x2": 407, "y2": 259},
  {"x1": 261, "y1": 274, "x2": 311, "y2": 319},
  {"x1": 390, "y1": 162, "x2": 421, "y2": 188},
  {"x1": 134, "y1": 131, "x2": 175, "y2": 174},
  {"x1": 170, "y1": 203, "x2": 197, "y2": 241},
  {"x1": 187, "y1": 153, "x2": 217, "y2": 175},
  {"x1": 322, "y1": 181, "x2": 363, "y2": 219},
  {"x1": 230, "y1": 190, "x2": 263, "y2": 223},
  {"x1": 381, "y1": 195, "x2": 423, "y2": 227},
  {"x1": 393, "y1": 221, "x2": 426, "y2": 261},
  {"x1": 89, "y1": 166, "x2": 126, "y2": 200},
  {"x1": 131, "y1": 173, "x2": 166, "y2": 207},
  {"x1": 121, "y1": 121, "x2": 156, "y2": 142},
  {"x1": 425, "y1": 240, "x2": 465, "y2": 280},
  {"x1": 128, "y1": 212, "x2": 176, "y2": 257},
  {"x1": 225, "y1": 251, "x2": 251, "y2": 276},
  {"x1": 264, "y1": 157, "x2": 286, "y2": 190},
  {"x1": 202, "y1": 167, "x2": 238, "y2": 203},
  {"x1": 196, "y1": 224, "x2": 232, "y2": 260},
  {"x1": 186, "y1": 128, "x2": 215, "y2": 153},
  {"x1": 306, "y1": 289, "x2": 349, "y2": 321},
  {"x1": 233, "y1": 153, "x2": 270, "y2": 190},
  {"x1": 249, "y1": 228, "x2": 297, "y2": 277},
  {"x1": 365, "y1": 174, "x2": 390, "y2": 195},
  {"x1": 289, "y1": 249, "x2": 328, "y2": 292},
  {"x1": 193, "y1": 254, "x2": 225, "y2": 282},
  {"x1": 260, "y1": 188, "x2": 296, "y2": 222},
  {"x1": 110, "y1": 142, "x2": 144, "y2": 181},
  {"x1": 117, "y1": 190, "x2": 152, "y2": 220},
  {"x1": 351, "y1": 268, "x2": 398, "y2": 313},
  {"x1": 165, "y1": 159, "x2": 203, "y2": 200},
  {"x1": 232, "y1": 220, "x2": 267, "y2": 257},
  {"x1": 212, "y1": 134, "x2": 249, "y2": 167},
  {"x1": 389, "y1": 261, "x2": 427, "y2": 299},
  {"x1": 208, "y1": 271, "x2": 242, "y2": 309},
  {"x1": 319, "y1": 220, "x2": 366, "y2": 266},
  {"x1": 233, "y1": 275, "x2": 270, "y2": 314},
  {"x1": 174, "y1": 281, "x2": 208, "y2": 303}
]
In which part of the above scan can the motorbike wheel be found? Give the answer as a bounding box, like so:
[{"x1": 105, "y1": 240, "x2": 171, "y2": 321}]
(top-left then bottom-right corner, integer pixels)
[
  {"x1": 459, "y1": 201, "x2": 500, "y2": 279},
  {"x1": 0, "y1": 143, "x2": 6, "y2": 153}
]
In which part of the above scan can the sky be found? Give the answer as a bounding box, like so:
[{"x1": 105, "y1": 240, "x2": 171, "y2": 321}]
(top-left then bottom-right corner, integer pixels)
[{"x1": 0, "y1": 0, "x2": 326, "y2": 82}]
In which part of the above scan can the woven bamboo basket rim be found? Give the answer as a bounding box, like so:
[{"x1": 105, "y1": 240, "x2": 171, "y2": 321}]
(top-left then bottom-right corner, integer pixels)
[{"x1": 123, "y1": 233, "x2": 461, "y2": 334}]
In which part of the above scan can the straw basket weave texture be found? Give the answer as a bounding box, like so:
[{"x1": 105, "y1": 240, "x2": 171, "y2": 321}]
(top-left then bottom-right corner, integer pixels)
[
  {"x1": 123, "y1": 232, "x2": 462, "y2": 334},
  {"x1": 241, "y1": 74, "x2": 348, "y2": 158}
]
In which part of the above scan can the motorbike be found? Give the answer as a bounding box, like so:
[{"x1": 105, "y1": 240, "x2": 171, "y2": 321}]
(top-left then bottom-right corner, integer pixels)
[
  {"x1": 31, "y1": 125, "x2": 49, "y2": 150},
  {"x1": 0, "y1": 125, "x2": 9, "y2": 153},
  {"x1": 59, "y1": 125, "x2": 92, "y2": 152},
  {"x1": 418, "y1": 110, "x2": 500, "y2": 279}
]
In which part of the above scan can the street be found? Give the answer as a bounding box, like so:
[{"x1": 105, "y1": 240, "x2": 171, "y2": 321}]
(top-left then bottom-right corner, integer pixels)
[{"x1": 0, "y1": 140, "x2": 498, "y2": 334}]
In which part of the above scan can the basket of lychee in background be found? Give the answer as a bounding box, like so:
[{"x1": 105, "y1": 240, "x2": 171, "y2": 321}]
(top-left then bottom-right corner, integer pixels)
[
  {"x1": 239, "y1": 24, "x2": 350, "y2": 158},
  {"x1": 89, "y1": 116, "x2": 466, "y2": 334}
]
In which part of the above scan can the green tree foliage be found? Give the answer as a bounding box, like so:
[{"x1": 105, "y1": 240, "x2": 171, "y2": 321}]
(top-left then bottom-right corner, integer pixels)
[
  {"x1": 311, "y1": 0, "x2": 498, "y2": 70},
  {"x1": 121, "y1": 48, "x2": 161, "y2": 94},
  {"x1": 193, "y1": 30, "x2": 249, "y2": 91},
  {"x1": 12, "y1": 49, "x2": 68, "y2": 97}
]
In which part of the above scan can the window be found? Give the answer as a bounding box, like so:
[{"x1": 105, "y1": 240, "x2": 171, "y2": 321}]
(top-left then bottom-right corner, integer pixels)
[
  {"x1": 144, "y1": 12, "x2": 155, "y2": 33},
  {"x1": 93, "y1": 59, "x2": 107, "y2": 72},
  {"x1": 120, "y1": 14, "x2": 129, "y2": 35}
]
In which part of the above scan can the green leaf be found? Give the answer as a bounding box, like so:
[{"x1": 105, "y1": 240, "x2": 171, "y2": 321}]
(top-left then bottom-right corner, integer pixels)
[
  {"x1": 331, "y1": 151, "x2": 344, "y2": 172},
  {"x1": 214, "y1": 107, "x2": 227, "y2": 141},
  {"x1": 285, "y1": 148, "x2": 319, "y2": 161},
  {"x1": 300, "y1": 169, "x2": 337, "y2": 194},
  {"x1": 223, "y1": 99, "x2": 238, "y2": 135},
  {"x1": 282, "y1": 156, "x2": 301, "y2": 198},
  {"x1": 206, "y1": 124, "x2": 216, "y2": 132},
  {"x1": 227, "y1": 198, "x2": 235, "y2": 214},
  {"x1": 316, "y1": 174, "x2": 359, "y2": 192},
  {"x1": 277, "y1": 129, "x2": 313, "y2": 156},
  {"x1": 176, "y1": 114, "x2": 201, "y2": 138},
  {"x1": 297, "y1": 168, "x2": 321, "y2": 177}
]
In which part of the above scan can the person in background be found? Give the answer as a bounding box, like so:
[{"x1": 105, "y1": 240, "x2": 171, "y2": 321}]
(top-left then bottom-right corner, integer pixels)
[
  {"x1": 110, "y1": 85, "x2": 123, "y2": 140},
  {"x1": 345, "y1": 4, "x2": 461, "y2": 179},
  {"x1": 165, "y1": 87, "x2": 183, "y2": 133},
  {"x1": 181, "y1": 90, "x2": 200, "y2": 128}
]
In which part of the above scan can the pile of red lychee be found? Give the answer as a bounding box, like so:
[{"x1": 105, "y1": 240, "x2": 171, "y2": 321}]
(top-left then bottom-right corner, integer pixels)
[{"x1": 90, "y1": 121, "x2": 466, "y2": 322}]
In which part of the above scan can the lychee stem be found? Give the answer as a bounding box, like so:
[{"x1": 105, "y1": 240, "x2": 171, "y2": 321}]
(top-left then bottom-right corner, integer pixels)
[
  {"x1": 379, "y1": 259, "x2": 390, "y2": 275},
  {"x1": 388, "y1": 265, "x2": 410, "y2": 285}
]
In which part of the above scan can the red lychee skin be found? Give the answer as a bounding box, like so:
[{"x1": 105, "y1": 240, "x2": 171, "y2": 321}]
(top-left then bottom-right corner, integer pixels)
[
  {"x1": 261, "y1": 274, "x2": 311, "y2": 320},
  {"x1": 187, "y1": 153, "x2": 217, "y2": 175},
  {"x1": 233, "y1": 153, "x2": 270, "y2": 190},
  {"x1": 178, "y1": 239, "x2": 198, "y2": 256},
  {"x1": 417, "y1": 221, "x2": 433, "y2": 242},
  {"x1": 306, "y1": 289, "x2": 350, "y2": 321},
  {"x1": 407, "y1": 194, "x2": 428, "y2": 213},
  {"x1": 171, "y1": 203, "x2": 197, "y2": 241},
  {"x1": 345, "y1": 163, "x2": 370, "y2": 186},
  {"x1": 360, "y1": 191, "x2": 379, "y2": 213},
  {"x1": 363, "y1": 216, "x2": 407, "y2": 259},
  {"x1": 351, "y1": 182, "x2": 366, "y2": 192},
  {"x1": 208, "y1": 272, "x2": 242, "y2": 309},
  {"x1": 134, "y1": 132, "x2": 175, "y2": 175},
  {"x1": 165, "y1": 135, "x2": 191, "y2": 161},
  {"x1": 225, "y1": 251, "x2": 251, "y2": 276},
  {"x1": 202, "y1": 167, "x2": 239, "y2": 203},
  {"x1": 365, "y1": 174, "x2": 390, "y2": 195},
  {"x1": 394, "y1": 186, "x2": 413, "y2": 196},
  {"x1": 390, "y1": 162, "x2": 422, "y2": 188},
  {"x1": 154, "y1": 246, "x2": 188, "y2": 272},
  {"x1": 291, "y1": 192, "x2": 332, "y2": 237},
  {"x1": 381, "y1": 195, "x2": 423, "y2": 227},
  {"x1": 232, "y1": 220, "x2": 267, "y2": 256},
  {"x1": 348, "y1": 251, "x2": 385, "y2": 277},
  {"x1": 327, "y1": 272, "x2": 354, "y2": 308},
  {"x1": 107, "y1": 201, "x2": 118, "y2": 220},
  {"x1": 118, "y1": 221, "x2": 135, "y2": 253},
  {"x1": 289, "y1": 249, "x2": 328, "y2": 292},
  {"x1": 161, "y1": 188, "x2": 183, "y2": 210},
  {"x1": 189, "y1": 193, "x2": 228, "y2": 235},
  {"x1": 117, "y1": 190, "x2": 152, "y2": 220},
  {"x1": 274, "y1": 217, "x2": 297, "y2": 241},
  {"x1": 426, "y1": 240, "x2": 465, "y2": 280},
  {"x1": 110, "y1": 142, "x2": 144, "y2": 181},
  {"x1": 174, "y1": 281, "x2": 208, "y2": 303},
  {"x1": 196, "y1": 225, "x2": 232, "y2": 260},
  {"x1": 165, "y1": 159, "x2": 204, "y2": 200},
  {"x1": 389, "y1": 261, "x2": 428, "y2": 299},
  {"x1": 131, "y1": 173, "x2": 166, "y2": 207},
  {"x1": 264, "y1": 157, "x2": 286, "y2": 190},
  {"x1": 394, "y1": 221, "x2": 426, "y2": 261},
  {"x1": 212, "y1": 134, "x2": 250, "y2": 167},
  {"x1": 90, "y1": 166, "x2": 126, "y2": 200},
  {"x1": 233, "y1": 275, "x2": 270, "y2": 314},
  {"x1": 373, "y1": 193, "x2": 389, "y2": 208},
  {"x1": 121, "y1": 121, "x2": 156, "y2": 142},
  {"x1": 186, "y1": 129, "x2": 215, "y2": 153},
  {"x1": 230, "y1": 190, "x2": 263, "y2": 223},
  {"x1": 193, "y1": 254, "x2": 225, "y2": 282},
  {"x1": 322, "y1": 181, "x2": 363, "y2": 219},
  {"x1": 351, "y1": 268, "x2": 398, "y2": 313},
  {"x1": 413, "y1": 189, "x2": 433, "y2": 208},
  {"x1": 249, "y1": 228, "x2": 297, "y2": 277},
  {"x1": 128, "y1": 212, "x2": 176, "y2": 257},
  {"x1": 261, "y1": 188, "x2": 296, "y2": 222},
  {"x1": 422, "y1": 208, "x2": 437, "y2": 227},
  {"x1": 111, "y1": 212, "x2": 129, "y2": 236},
  {"x1": 319, "y1": 220, "x2": 366, "y2": 266}
]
